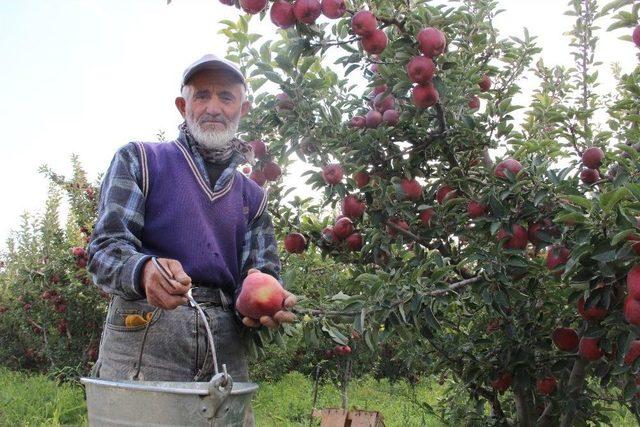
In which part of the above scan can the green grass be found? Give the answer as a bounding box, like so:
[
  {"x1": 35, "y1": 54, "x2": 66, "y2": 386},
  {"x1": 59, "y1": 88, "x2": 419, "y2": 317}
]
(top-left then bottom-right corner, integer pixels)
[
  {"x1": 0, "y1": 368, "x2": 87, "y2": 426},
  {"x1": 0, "y1": 367, "x2": 637, "y2": 426},
  {"x1": 253, "y1": 371, "x2": 444, "y2": 427}
]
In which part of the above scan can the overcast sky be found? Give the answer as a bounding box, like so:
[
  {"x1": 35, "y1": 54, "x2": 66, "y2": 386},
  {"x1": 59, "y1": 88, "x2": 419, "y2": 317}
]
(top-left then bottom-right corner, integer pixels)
[{"x1": 0, "y1": 0, "x2": 637, "y2": 247}]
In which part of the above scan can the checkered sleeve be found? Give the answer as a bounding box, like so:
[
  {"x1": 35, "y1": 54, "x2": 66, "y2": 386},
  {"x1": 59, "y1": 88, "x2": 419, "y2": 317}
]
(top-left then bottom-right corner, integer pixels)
[
  {"x1": 87, "y1": 143, "x2": 152, "y2": 300},
  {"x1": 239, "y1": 209, "x2": 283, "y2": 297}
]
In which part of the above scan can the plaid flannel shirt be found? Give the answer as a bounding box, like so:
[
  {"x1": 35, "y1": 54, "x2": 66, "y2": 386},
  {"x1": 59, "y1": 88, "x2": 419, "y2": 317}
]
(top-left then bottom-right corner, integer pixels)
[{"x1": 87, "y1": 133, "x2": 282, "y2": 300}]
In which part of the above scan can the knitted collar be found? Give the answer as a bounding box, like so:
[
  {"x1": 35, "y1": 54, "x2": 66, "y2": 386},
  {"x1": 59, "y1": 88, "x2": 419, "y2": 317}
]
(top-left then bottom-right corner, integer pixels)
[{"x1": 178, "y1": 121, "x2": 254, "y2": 165}]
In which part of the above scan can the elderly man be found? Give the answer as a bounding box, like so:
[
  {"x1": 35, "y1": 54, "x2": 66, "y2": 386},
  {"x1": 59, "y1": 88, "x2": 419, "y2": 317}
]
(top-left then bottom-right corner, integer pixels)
[{"x1": 87, "y1": 54, "x2": 295, "y2": 424}]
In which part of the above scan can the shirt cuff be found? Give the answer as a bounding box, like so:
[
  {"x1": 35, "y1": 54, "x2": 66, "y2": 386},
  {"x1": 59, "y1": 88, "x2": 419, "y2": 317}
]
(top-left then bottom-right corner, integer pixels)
[{"x1": 121, "y1": 253, "x2": 152, "y2": 300}]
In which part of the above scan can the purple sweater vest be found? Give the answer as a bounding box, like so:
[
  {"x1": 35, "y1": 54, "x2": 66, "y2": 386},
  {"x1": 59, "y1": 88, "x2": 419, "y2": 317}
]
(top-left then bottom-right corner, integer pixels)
[{"x1": 135, "y1": 140, "x2": 267, "y2": 295}]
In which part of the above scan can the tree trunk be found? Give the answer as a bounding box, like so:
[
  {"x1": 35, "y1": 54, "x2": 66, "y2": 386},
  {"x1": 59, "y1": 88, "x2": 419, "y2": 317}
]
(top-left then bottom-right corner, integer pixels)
[
  {"x1": 559, "y1": 358, "x2": 587, "y2": 427},
  {"x1": 513, "y1": 385, "x2": 532, "y2": 427}
]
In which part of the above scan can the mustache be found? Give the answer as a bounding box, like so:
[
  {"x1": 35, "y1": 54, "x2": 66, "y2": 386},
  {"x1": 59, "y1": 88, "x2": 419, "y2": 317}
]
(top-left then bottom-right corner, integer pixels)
[{"x1": 198, "y1": 114, "x2": 227, "y2": 125}]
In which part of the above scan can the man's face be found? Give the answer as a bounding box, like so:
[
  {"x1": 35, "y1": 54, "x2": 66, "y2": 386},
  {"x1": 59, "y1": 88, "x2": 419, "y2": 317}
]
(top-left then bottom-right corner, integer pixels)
[{"x1": 175, "y1": 68, "x2": 250, "y2": 149}]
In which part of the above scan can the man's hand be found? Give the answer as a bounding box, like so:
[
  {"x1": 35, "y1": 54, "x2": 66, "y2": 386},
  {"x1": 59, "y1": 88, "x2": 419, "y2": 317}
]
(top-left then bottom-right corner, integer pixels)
[
  {"x1": 141, "y1": 258, "x2": 192, "y2": 310},
  {"x1": 241, "y1": 268, "x2": 297, "y2": 329}
]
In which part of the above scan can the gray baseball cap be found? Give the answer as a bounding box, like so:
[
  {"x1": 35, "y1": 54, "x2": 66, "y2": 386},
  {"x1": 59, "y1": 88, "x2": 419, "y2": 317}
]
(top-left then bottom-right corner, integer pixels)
[{"x1": 181, "y1": 54, "x2": 246, "y2": 89}]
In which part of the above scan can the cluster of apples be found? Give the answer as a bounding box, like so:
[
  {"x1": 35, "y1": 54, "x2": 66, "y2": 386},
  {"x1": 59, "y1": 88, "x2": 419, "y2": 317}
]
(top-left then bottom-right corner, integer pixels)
[
  {"x1": 347, "y1": 25, "x2": 447, "y2": 132},
  {"x1": 72, "y1": 246, "x2": 89, "y2": 269},
  {"x1": 579, "y1": 146, "x2": 604, "y2": 185},
  {"x1": 247, "y1": 140, "x2": 283, "y2": 186}
]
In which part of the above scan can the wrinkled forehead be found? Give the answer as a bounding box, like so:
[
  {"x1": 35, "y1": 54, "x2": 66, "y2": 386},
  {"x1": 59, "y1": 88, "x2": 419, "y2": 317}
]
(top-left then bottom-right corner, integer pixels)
[{"x1": 184, "y1": 68, "x2": 246, "y2": 95}]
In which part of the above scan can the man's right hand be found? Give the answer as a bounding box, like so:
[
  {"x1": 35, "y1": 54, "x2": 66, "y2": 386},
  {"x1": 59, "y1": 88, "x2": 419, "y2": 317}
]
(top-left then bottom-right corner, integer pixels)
[{"x1": 141, "y1": 258, "x2": 192, "y2": 310}]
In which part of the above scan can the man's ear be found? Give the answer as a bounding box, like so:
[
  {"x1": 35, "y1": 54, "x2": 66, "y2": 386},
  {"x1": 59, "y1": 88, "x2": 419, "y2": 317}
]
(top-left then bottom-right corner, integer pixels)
[
  {"x1": 175, "y1": 97, "x2": 186, "y2": 118},
  {"x1": 240, "y1": 100, "x2": 251, "y2": 117}
]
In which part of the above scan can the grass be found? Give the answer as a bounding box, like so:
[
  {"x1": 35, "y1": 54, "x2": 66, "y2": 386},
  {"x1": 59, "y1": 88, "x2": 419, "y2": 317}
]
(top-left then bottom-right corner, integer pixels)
[
  {"x1": 253, "y1": 371, "x2": 444, "y2": 426},
  {"x1": 0, "y1": 367, "x2": 637, "y2": 426},
  {"x1": 0, "y1": 368, "x2": 87, "y2": 426}
]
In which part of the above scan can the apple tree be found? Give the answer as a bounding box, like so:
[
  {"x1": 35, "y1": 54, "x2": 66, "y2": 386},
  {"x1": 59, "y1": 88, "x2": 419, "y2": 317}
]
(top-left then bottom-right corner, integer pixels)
[
  {"x1": 0, "y1": 158, "x2": 107, "y2": 379},
  {"x1": 213, "y1": 0, "x2": 640, "y2": 424}
]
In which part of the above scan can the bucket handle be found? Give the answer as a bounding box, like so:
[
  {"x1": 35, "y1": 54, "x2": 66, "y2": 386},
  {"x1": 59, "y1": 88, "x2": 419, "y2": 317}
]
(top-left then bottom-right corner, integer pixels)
[{"x1": 132, "y1": 257, "x2": 231, "y2": 385}]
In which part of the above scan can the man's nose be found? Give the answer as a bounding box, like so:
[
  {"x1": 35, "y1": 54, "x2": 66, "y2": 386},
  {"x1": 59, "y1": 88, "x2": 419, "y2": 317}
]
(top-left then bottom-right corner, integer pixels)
[{"x1": 204, "y1": 97, "x2": 223, "y2": 115}]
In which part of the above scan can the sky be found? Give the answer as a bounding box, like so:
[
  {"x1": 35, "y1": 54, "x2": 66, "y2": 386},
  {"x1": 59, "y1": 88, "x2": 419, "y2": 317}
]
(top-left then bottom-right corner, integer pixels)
[{"x1": 0, "y1": 0, "x2": 637, "y2": 247}]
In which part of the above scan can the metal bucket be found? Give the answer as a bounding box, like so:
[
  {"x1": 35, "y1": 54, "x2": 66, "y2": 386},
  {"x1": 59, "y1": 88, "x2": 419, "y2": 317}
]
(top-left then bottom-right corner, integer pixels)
[
  {"x1": 82, "y1": 264, "x2": 258, "y2": 426},
  {"x1": 81, "y1": 374, "x2": 257, "y2": 426}
]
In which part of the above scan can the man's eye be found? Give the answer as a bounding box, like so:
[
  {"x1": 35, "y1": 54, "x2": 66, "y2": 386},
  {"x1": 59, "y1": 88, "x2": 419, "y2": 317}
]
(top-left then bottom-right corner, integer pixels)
[{"x1": 195, "y1": 92, "x2": 209, "y2": 99}]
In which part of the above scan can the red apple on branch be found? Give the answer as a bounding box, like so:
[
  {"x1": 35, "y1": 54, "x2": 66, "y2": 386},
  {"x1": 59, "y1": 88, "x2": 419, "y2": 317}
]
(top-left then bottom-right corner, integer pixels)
[
  {"x1": 240, "y1": 0, "x2": 267, "y2": 14},
  {"x1": 270, "y1": 1, "x2": 296, "y2": 28},
  {"x1": 322, "y1": 164, "x2": 344, "y2": 185},
  {"x1": 407, "y1": 56, "x2": 436, "y2": 85},
  {"x1": 552, "y1": 327, "x2": 579, "y2": 352},
  {"x1": 417, "y1": 27, "x2": 446, "y2": 58},
  {"x1": 284, "y1": 233, "x2": 307, "y2": 254},
  {"x1": 293, "y1": 0, "x2": 322, "y2": 24},
  {"x1": 351, "y1": 10, "x2": 377, "y2": 36},
  {"x1": 581, "y1": 147, "x2": 604, "y2": 169},
  {"x1": 320, "y1": 0, "x2": 345, "y2": 18}
]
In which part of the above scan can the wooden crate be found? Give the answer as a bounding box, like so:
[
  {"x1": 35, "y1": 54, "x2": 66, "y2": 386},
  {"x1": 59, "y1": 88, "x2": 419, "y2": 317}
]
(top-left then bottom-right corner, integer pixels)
[{"x1": 312, "y1": 408, "x2": 385, "y2": 427}]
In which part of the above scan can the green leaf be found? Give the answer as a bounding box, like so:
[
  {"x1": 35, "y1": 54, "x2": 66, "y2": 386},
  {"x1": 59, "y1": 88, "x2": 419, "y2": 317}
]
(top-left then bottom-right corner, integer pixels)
[
  {"x1": 600, "y1": 188, "x2": 630, "y2": 212},
  {"x1": 612, "y1": 229, "x2": 635, "y2": 246},
  {"x1": 591, "y1": 249, "x2": 618, "y2": 263},
  {"x1": 560, "y1": 194, "x2": 592, "y2": 210}
]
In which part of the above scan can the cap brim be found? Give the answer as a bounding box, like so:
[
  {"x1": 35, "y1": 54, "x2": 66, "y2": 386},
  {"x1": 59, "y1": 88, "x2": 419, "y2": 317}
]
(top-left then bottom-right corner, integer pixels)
[{"x1": 182, "y1": 61, "x2": 246, "y2": 88}]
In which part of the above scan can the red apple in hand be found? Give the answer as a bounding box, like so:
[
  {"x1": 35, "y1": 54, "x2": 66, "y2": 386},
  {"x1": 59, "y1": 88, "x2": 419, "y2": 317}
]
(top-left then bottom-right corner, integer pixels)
[{"x1": 236, "y1": 272, "x2": 287, "y2": 319}]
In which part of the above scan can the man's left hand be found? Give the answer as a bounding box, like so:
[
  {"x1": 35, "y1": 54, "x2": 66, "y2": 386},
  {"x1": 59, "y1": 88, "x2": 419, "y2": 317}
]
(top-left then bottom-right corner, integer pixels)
[{"x1": 241, "y1": 268, "x2": 297, "y2": 330}]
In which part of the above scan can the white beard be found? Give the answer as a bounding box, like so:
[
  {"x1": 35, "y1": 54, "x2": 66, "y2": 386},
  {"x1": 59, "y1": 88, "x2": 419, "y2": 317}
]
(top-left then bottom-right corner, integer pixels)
[{"x1": 186, "y1": 114, "x2": 240, "y2": 150}]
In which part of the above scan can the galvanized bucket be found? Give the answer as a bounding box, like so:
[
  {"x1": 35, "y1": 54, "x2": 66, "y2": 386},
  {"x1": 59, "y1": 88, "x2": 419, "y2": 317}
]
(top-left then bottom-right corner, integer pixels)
[
  {"x1": 81, "y1": 373, "x2": 257, "y2": 426},
  {"x1": 82, "y1": 264, "x2": 258, "y2": 426}
]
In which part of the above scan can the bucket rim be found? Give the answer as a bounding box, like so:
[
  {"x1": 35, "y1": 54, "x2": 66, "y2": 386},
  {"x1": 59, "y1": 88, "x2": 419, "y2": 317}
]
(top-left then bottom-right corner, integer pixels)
[{"x1": 80, "y1": 377, "x2": 258, "y2": 396}]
